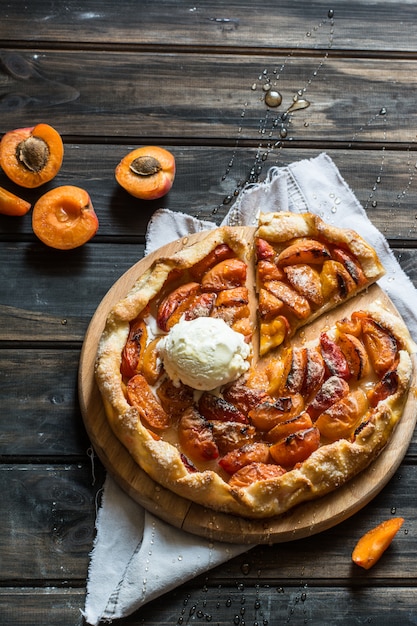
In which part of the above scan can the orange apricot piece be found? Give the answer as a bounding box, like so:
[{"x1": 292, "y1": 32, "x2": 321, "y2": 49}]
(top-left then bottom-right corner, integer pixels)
[
  {"x1": 0, "y1": 185, "x2": 31, "y2": 216},
  {"x1": 32, "y1": 185, "x2": 98, "y2": 250},
  {"x1": 0, "y1": 123, "x2": 64, "y2": 188},
  {"x1": 115, "y1": 145, "x2": 175, "y2": 200},
  {"x1": 352, "y1": 517, "x2": 404, "y2": 570}
]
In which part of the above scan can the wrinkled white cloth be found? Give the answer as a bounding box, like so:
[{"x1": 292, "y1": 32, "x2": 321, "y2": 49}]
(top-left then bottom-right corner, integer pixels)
[{"x1": 82, "y1": 153, "x2": 417, "y2": 624}]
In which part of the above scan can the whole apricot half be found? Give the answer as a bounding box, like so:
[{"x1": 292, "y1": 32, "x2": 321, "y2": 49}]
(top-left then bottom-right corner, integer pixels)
[
  {"x1": 0, "y1": 185, "x2": 31, "y2": 216},
  {"x1": 0, "y1": 123, "x2": 64, "y2": 188},
  {"x1": 32, "y1": 185, "x2": 98, "y2": 250},
  {"x1": 115, "y1": 146, "x2": 175, "y2": 200}
]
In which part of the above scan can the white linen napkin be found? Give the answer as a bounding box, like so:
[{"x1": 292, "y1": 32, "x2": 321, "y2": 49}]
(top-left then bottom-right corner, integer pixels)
[{"x1": 82, "y1": 152, "x2": 417, "y2": 624}]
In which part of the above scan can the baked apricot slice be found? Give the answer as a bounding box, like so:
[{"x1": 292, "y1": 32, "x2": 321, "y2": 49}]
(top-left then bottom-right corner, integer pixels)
[
  {"x1": 264, "y1": 280, "x2": 311, "y2": 319},
  {"x1": 283, "y1": 264, "x2": 324, "y2": 306},
  {"x1": 189, "y1": 244, "x2": 235, "y2": 280},
  {"x1": 198, "y1": 392, "x2": 248, "y2": 424},
  {"x1": 0, "y1": 185, "x2": 31, "y2": 216},
  {"x1": 267, "y1": 411, "x2": 313, "y2": 443},
  {"x1": 320, "y1": 260, "x2": 356, "y2": 300},
  {"x1": 315, "y1": 389, "x2": 368, "y2": 441},
  {"x1": 269, "y1": 427, "x2": 320, "y2": 468},
  {"x1": 156, "y1": 378, "x2": 194, "y2": 416},
  {"x1": 228, "y1": 461, "x2": 286, "y2": 488},
  {"x1": 157, "y1": 282, "x2": 200, "y2": 331},
  {"x1": 361, "y1": 317, "x2": 398, "y2": 376},
  {"x1": 115, "y1": 145, "x2": 175, "y2": 200},
  {"x1": 127, "y1": 374, "x2": 171, "y2": 431},
  {"x1": 178, "y1": 407, "x2": 219, "y2": 462},
  {"x1": 320, "y1": 332, "x2": 351, "y2": 379},
  {"x1": 307, "y1": 375, "x2": 350, "y2": 420},
  {"x1": 121, "y1": 317, "x2": 148, "y2": 379},
  {"x1": 276, "y1": 238, "x2": 331, "y2": 266},
  {"x1": 201, "y1": 258, "x2": 247, "y2": 292},
  {"x1": 219, "y1": 442, "x2": 271, "y2": 474},
  {"x1": 0, "y1": 123, "x2": 64, "y2": 188},
  {"x1": 337, "y1": 332, "x2": 370, "y2": 380},
  {"x1": 32, "y1": 185, "x2": 98, "y2": 250}
]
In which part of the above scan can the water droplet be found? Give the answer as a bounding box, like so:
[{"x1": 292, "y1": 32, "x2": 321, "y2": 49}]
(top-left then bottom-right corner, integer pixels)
[
  {"x1": 379, "y1": 107, "x2": 387, "y2": 116},
  {"x1": 251, "y1": 83, "x2": 257, "y2": 91},
  {"x1": 280, "y1": 127, "x2": 287, "y2": 138},
  {"x1": 262, "y1": 82, "x2": 271, "y2": 92},
  {"x1": 178, "y1": 555, "x2": 183, "y2": 561},
  {"x1": 328, "y1": 9, "x2": 334, "y2": 18},
  {"x1": 241, "y1": 562, "x2": 251, "y2": 575},
  {"x1": 264, "y1": 89, "x2": 282, "y2": 108},
  {"x1": 287, "y1": 98, "x2": 310, "y2": 113},
  {"x1": 371, "y1": 200, "x2": 377, "y2": 207}
]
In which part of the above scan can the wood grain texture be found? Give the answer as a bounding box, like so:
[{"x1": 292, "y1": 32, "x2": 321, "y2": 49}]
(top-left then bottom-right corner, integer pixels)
[
  {"x1": 2, "y1": 1, "x2": 417, "y2": 53},
  {"x1": 0, "y1": 51, "x2": 416, "y2": 144}
]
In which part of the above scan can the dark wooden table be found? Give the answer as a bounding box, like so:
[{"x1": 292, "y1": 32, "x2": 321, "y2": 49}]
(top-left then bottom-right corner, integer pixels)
[{"x1": 1, "y1": 2, "x2": 417, "y2": 624}]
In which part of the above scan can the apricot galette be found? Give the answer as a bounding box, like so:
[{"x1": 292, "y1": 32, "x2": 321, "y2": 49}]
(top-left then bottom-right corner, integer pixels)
[{"x1": 95, "y1": 212, "x2": 415, "y2": 519}]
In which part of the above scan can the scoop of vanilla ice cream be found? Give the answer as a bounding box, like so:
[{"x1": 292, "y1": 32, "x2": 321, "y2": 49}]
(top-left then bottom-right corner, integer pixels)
[{"x1": 158, "y1": 316, "x2": 251, "y2": 391}]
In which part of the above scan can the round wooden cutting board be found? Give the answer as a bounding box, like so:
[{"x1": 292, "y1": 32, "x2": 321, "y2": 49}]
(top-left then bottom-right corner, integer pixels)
[{"x1": 78, "y1": 229, "x2": 417, "y2": 544}]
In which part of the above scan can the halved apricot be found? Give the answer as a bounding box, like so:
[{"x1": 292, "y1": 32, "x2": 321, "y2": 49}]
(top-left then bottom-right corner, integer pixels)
[
  {"x1": 115, "y1": 145, "x2": 175, "y2": 200},
  {"x1": 0, "y1": 123, "x2": 64, "y2": 188},
  {"x1": 32, "y1": 185, "x2": 98, "y2": 250}
]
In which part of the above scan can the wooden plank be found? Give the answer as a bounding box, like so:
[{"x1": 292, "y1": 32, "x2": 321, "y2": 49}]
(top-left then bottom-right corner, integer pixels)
[
  {"x1": 0, "y1": 349, "x2": 92, "y2": 456},
  {"x1": 1, "y1": 1, "x2": 417, "y2": 54},
  {"x1": 0, "y1": 464, "x2": 102, "y2": 581},
  {"x1": 0, "y1": 52, "x2": 416, "y2": 143},
  {"x1": 0, "y1": 464, "x2": 414, "y2": 583},
  {"x1": 0, "y1": 588, "x2": 86, "y2": 626},
  {"x1": 2, "y1": 147, "x2": 417, "y2": 241},
  {"x1": 1, "y1": 585, "x2": 417, "y2": 626}
]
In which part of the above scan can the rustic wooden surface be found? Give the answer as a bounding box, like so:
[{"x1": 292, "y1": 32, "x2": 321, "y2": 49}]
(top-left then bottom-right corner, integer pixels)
[{"x1": 1, "y1": 2, "x2": 417, "y2": 624}]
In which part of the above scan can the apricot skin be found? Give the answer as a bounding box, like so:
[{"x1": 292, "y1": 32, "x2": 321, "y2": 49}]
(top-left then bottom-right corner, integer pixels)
[
  {"x1": 32, "y1": 185, "x2": 98, "y2": 250},
  {"x1": 0, "y1": 123, "x2": 64, "y2": 188},
  {"x1": 115, "y1": 146, "x2": 175, "y2": 200},
  {"x1": 0, "y1": 186, "x2": 31, "y2": 216}
]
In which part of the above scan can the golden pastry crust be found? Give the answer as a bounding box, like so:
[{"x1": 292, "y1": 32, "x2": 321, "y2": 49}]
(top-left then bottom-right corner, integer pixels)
[{"x1": 95, "y1": 214, "x2": 415, "y2": 519}]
